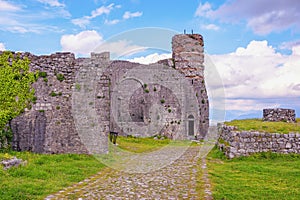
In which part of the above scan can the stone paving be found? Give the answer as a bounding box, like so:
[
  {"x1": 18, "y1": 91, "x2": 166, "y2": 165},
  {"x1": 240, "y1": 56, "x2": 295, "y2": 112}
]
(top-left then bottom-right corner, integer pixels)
[{"x1": 45, "y1": 144, "x2": 213, "y2": 200}]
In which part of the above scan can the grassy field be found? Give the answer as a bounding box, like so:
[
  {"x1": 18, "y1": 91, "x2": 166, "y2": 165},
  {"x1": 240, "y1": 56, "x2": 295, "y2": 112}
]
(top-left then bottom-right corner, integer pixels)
[
  {"x1": 207, "y1": 147, "x2": 300, "y2": 200},
  {"x1": 0, "y1": 136, "x2": 195, "y2": 199},
  {"x1": 117, "y1": 136, "x2": 171, "y2": 153},
  {"x1": 225, "y1": 118, "x2": 300, "y2": 134},
  {"x1": 4, "y1": 135, "x2": 299, "y2": 200},
  {"x1": 0, "y1": 151, "x2": 105, "y2": 200}
]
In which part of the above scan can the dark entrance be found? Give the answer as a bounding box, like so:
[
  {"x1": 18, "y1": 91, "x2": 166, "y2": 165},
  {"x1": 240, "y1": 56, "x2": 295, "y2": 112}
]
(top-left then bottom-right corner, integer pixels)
[{"x1": 188, "y1": 115, "x2": 194, "y2": 136}]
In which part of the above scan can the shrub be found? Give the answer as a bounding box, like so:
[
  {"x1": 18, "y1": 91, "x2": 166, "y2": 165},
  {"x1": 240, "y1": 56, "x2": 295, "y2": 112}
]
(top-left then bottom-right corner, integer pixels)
[
  {"x1": 75, "y1": 83, "x2": 81, "y2": 91},
  {"x1": 38, "y1": 71, "x2": 47, "y2": 78},
  {"x1": 56, "y1": 73, "x2": 65, "y2": 82},
  {"x1": 32, "y1": 96, "x2": 37, "y2": 104},
  {"x1": 50, "y1": 91, "x2": 57, "y2": 97},
  {"x1": 0, "y1": 129, "x2": 12, "y2": 150}
]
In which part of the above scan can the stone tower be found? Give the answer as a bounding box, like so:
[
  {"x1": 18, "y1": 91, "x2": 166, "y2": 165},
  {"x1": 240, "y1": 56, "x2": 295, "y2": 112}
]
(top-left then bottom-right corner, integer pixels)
[{"x1": 172, "y1": 34, "x2": 209, "y2": 139}]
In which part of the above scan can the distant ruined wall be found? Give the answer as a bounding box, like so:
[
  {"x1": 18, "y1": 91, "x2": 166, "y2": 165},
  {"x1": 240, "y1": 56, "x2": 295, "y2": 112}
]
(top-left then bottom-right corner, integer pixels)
[
  {"x1": 218, "y1": 124, "x2": 300, "y2": 159},
  {"x1": 263, "y1": 108, "x2": 296, "y2": 123},
  {"x1": 7, "y1": 33, "x2": 210, "y2": 154}
]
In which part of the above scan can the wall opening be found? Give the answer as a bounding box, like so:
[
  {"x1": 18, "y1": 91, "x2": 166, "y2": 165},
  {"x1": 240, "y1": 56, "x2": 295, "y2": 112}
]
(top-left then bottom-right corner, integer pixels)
[{"x1": 188, "y1": 114, "x2": 194, "y2": 136}]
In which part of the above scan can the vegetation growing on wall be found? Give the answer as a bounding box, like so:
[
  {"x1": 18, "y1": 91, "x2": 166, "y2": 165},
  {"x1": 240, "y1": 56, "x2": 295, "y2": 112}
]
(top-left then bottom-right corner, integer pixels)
[
  {"x1": 0, "y1": 52, "x2": 36, "y2": 129},
  {"x1": 56, "y1": 73, "x2": 65, "y2": 82}
]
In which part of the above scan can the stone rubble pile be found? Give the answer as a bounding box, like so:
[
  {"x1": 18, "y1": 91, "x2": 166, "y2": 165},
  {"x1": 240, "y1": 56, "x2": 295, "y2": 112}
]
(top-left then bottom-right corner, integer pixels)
[{"x1": 1, "y1": 157, "x2": 26, "y2": 170}]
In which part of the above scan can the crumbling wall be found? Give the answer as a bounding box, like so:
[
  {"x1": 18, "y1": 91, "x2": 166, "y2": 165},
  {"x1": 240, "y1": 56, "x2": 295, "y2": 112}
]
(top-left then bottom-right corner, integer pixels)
[
  {"x1": 263, "y1": 108, "x2": 296, "y2": 123},
  {"x1": 218, "y1": 124, "x2": 300, "y2": 159},
  {"x1": 10, "y1": 52, "x2": 110, "y2": 154}
]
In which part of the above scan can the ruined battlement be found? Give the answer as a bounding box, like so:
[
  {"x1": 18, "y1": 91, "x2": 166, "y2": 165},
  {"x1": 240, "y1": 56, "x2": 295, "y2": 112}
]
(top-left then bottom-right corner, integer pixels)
[{"x1": 172, "y1": 34, "x2": 204, "y2": 78}]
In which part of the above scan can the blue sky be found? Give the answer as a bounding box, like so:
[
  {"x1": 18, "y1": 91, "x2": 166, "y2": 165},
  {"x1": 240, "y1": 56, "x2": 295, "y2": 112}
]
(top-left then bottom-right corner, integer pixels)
[{"x1": 1, "y1": 0, "x2": 300, "y2": 121}]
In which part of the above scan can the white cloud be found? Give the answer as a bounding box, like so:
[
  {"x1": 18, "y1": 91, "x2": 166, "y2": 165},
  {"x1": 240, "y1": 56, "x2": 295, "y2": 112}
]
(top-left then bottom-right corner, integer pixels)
[
  {"x1": 196, "y1": 0, "x2": 300, "y2": 35},
  {"x1": 201, "y1": 24, "x2": 220, "y2": 31},
  {"x1": 0, "y1": 43, "x2": 5, "y2": 50},
  {"x1": 103, "y1": 10, "x2": 142, "y2": 26},
  {"x1": 37, "y1": 0, "x2": 65, "y2": 7},
  {"x1": 94, "y1": 40, "x2": 147, "y2": 58},
  {"x1": 60, "y1": 30, "x2": 103, "y2": 55},
  {"x1": 104, "y1": 19, "x2": 120, "y2": 25},
  {"x1": 123, "y1": 11, "x2": 143, "y2": 19},
  {"x1": 225, "y1": 99, "x2": 280, "y2": 112},
  {"x1": 71, "y1": 18, "x2": 90, "y2": 28},
  {"x1": 280, "y1": 40, "x2": 300, "y2": 51},
  {"x1": 208, "y1": 40, "x2": 300, "y2": 113},
  {"x1": 0, "y1": 0, "x2": 70, "y2": 33},
  {"x1": 195, "y1": 2, "x2": 212, "y2": 17},
  {"x1": 0, "y1": 0, "x2": 21, "y2": 11},
  {"x1": 71, "y1": 5, "x2": 142, "y2": 27},
  {"x1": 7, "y1": 26, "x2": 32, "y2": 33},
  {"x1": 72, "y1": 4, "x2": 115, "y2": 28},
  {"x1": 127, "y1": 53, "x2": 171, "y2": 64},
  {"x1": 91, "y1": 3, "x2": 114, "y2": 18}
]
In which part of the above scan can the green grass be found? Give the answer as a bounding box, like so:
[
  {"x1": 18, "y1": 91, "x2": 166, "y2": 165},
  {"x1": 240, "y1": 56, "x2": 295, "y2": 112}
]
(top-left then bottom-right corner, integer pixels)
[
  {"x1": 207, "y1": 147, "x2": 300, "y2": 200},
  {"x1": 0, "y1": 151, "x2": 105, "y2": 200},
  {"x1": 225, "y1": 118, "x2": 300, "y2": 134},
  {"x1": 116, "y1": 136, "x2": 198, "y2": 153},
  {"x1": 0, "y1": 137, "x2": 197, "y2": 199},
  {"x1": 117, "y1": 136, "x2": 171, "y2": 153}
]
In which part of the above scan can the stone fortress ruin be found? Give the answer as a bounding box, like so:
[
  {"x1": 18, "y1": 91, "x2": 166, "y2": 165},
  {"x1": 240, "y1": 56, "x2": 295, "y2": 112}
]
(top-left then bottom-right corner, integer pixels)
[{"x1": 9, "y1": 34, "x2": 209, "y2": 154}]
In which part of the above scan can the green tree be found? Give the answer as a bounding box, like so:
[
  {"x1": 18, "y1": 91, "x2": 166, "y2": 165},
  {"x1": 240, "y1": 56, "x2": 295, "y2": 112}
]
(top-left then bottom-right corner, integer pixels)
[{"x1": 0, "y1": 51, "x2": 36, "y2": 130}]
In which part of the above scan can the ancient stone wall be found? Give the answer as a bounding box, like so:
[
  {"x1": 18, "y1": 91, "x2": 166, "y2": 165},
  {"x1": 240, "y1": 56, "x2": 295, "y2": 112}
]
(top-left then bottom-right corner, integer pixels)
[
  {"x1": 263, "y1": 108, "x2": 296, "y2": 123},
  {"x1": 10, "y1": 52, "x2": 110, "y2": 154},
  {"x1": 218, "y1": 124, "x2": 300, "y2": 159},
  {"x1": 6, "y1": 33, "x2": 210, "y2": 154}
]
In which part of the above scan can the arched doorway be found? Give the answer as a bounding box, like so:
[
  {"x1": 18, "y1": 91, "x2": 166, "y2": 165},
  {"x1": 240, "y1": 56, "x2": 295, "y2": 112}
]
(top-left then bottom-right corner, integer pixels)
[{"x1": 188, "y1": 114, "x2": 194, "y2": 136}]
